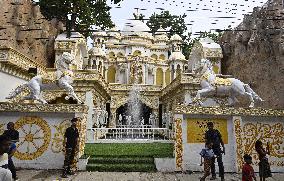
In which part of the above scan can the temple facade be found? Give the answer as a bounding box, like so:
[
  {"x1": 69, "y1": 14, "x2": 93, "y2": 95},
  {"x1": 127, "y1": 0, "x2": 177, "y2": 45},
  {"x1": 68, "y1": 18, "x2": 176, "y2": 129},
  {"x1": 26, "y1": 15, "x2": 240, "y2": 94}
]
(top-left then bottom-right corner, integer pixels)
[{"x1": 88, "y1": 20, "x2": 188, "y2": 86}]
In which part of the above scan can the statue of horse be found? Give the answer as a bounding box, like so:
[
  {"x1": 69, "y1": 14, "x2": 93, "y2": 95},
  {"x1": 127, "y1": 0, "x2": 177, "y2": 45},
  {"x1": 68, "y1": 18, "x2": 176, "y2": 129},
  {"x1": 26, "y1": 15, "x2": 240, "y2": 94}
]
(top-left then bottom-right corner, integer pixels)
[
  {"x1": 6, "y1": 52, "x2": 82, "y2": 104},
  {"x1": 192, "y1": 59, "x2": 263, "y2": 107}
]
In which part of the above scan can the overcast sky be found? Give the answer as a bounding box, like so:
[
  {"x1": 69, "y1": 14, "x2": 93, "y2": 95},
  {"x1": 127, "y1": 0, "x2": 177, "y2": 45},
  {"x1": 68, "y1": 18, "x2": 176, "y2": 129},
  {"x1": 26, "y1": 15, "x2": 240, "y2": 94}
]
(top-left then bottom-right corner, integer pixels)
[{"x1": 107, "y1": 0, "x2": 267, "y2": 35}]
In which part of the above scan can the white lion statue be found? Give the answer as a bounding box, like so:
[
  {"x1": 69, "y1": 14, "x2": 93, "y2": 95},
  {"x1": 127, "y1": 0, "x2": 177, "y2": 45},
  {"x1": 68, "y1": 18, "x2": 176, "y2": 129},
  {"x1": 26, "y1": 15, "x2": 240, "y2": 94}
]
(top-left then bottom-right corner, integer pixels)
[{"x1": 6, "y1": 52, "x2": 82, "y2": 104}]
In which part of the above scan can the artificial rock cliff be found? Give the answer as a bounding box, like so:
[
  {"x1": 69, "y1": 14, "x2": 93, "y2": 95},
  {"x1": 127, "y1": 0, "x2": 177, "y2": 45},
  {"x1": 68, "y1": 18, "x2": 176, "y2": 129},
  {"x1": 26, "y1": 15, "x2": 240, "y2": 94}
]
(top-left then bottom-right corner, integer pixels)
[
  {"x1": 0, "y1": 0, "x2": 63, "y2": 67},
  {"x1": 221, "y1": 0, "x2": 284, "y2": 109}
]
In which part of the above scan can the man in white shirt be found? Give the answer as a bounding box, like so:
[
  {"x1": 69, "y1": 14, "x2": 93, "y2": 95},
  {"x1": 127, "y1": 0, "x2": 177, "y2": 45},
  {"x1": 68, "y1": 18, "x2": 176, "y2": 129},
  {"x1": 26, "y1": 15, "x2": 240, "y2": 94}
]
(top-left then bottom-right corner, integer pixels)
[{"x1": 0, "y1": 135, "x2": 12, "y2": 181}]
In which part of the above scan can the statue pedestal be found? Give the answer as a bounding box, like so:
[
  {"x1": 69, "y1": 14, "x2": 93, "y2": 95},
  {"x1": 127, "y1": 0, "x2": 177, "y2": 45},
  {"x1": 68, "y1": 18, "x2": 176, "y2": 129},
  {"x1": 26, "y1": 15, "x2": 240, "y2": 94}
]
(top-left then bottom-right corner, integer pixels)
[
  {"x1": 0, "y1": 102, "x2": 88, "y2": 169},
  {"x1": 173, "y1": 105, "x2": 284, "y2": 173}
]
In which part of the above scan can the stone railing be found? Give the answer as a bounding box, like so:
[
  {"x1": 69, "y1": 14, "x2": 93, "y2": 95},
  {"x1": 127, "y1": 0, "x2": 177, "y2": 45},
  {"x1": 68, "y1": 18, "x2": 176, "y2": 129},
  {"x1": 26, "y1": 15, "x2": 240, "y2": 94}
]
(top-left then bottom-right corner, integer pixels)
[
  {"x1": 109, "y1": 83, "x2": 162, "y2": 92},
  {"x1": 0, "y1": 47, "x2": 46, "y2": 75},
  {"x1": 88, "y1": 127, "x2": 174, "y2": 143}
]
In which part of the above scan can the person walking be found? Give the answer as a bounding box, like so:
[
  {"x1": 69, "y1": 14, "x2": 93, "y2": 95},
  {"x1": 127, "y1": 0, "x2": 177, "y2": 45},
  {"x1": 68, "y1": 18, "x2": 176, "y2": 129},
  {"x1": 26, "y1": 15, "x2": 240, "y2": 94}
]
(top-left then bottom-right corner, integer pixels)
[
  {"x1": 0, "y1": 135, "x2": 13, "y2": 181},
  {"x1": 199, "y1": 142, "x2": 215, "y2": 181},
  {"x1": 242, "y1": 154, "x2": 256, "y2": 181},
  {"x1": 255, "y1": 140, "x2": 272, "y2": 181},
  {"x1": 205, "y1": 122, "x2": 225, "y2": 181},
  {"x1": 3, "y1": 122, "x2": 19, "y2": 180},
  {"x1": 62, "y1": 118, "x2": 79, "y2": 178}
]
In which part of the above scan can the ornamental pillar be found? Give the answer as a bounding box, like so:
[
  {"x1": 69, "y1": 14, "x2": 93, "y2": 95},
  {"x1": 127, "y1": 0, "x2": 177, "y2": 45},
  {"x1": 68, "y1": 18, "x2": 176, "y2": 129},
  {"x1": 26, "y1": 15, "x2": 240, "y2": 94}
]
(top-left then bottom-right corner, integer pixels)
[
  {"x1": 109, "y1": 108, "x2": 117, "y2": 128},
  {"x1": 104, "y1": 66, "x2": 108, "y2": 81},
  {"x1": 152, "y1": 109, "x2": 159, "y2": 128},
  {"x1": 162, "y1": 69, "x2": 166, "y2": 87},
  {"x1": 153, "y1": 67, "x2": 157, "y2": 85}
]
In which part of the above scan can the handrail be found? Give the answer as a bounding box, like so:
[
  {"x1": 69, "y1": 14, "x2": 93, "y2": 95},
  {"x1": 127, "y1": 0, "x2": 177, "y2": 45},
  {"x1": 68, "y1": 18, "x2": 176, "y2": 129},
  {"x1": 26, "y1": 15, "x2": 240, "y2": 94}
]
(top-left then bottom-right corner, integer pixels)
[{"x1": 88, "y1": 127, "x2": 174, "y2": 142}]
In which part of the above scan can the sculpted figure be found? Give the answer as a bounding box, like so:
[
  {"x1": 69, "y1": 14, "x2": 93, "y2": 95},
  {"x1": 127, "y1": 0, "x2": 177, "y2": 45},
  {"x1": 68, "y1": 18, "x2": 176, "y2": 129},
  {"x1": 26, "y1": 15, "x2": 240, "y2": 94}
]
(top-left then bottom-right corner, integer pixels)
[
  {"x1": 6, "y1": 52, "x2": 82, "y2": 104},
  {"x1": 192, "y1": 59, "x2": 263, "y2": 107}
]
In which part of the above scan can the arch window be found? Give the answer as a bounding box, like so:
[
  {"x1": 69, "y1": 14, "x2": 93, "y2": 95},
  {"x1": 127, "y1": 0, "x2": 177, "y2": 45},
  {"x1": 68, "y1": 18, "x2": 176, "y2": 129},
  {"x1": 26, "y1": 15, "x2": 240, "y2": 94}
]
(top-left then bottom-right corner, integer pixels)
[
  {"x1": 107, "y1": 66, "x2": 116, "y2": 83},
  {"x1": 151, "y1": 54, "x2": 158, "y2": 60},
  {"x1": 109, "y1": 52, "x2": 115, "y2": 58},
  {"x1": 133, "y1": 50, "x2": 142, "y2": 56},
  {"x1": 156, "y1": 68, "x2": 163, "y2": 86},
  {"x1": 159, "y1": 54, "x2": 166, "y2": 60},
  {"x1": 117, "y1": 52, "x2": 124, "y2": 57}
]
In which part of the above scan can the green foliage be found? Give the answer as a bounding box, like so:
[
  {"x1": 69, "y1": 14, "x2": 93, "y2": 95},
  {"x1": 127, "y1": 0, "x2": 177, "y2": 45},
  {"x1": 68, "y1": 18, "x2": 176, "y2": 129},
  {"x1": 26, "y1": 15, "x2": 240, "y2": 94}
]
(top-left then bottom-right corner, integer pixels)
[
  {"x1": 146, "y1": 11, "x2": 187, "y2": 38},
  {"x1": 133, "y1": 13, "x2": 146, "y2": 22},
  {"x1": 84, "y1": 143, "x2": 174, "y2": 158},
  {"x1": 146, "y1": 11, "x2": 223, "y2": 59},
  {"x1": 38, "y1": 0, "x2": 123, "y2": 37},
  {"x1": 147, "y1": 11, "x2": 189, "y2": 58}
]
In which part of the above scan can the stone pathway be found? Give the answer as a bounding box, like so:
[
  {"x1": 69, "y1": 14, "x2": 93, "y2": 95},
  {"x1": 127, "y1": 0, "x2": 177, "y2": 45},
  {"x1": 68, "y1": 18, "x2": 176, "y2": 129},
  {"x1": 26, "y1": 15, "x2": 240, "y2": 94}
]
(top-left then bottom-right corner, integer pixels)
[{"x1": 17, "y1": 170, "x2": 284, "y2": 181}]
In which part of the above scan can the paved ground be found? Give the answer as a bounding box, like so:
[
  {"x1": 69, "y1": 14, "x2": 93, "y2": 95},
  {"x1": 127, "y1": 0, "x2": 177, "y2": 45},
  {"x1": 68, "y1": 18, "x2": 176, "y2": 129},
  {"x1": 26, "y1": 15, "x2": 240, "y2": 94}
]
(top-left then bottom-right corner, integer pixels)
[{"x1": 17, "y1": 170, "x2": 284, "y2": 181}]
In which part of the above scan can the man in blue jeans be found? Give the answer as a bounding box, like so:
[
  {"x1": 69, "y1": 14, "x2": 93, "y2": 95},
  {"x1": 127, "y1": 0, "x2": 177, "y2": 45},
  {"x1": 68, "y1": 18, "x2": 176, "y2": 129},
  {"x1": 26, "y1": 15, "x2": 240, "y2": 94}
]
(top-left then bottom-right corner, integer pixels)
[{"x1": 205, "y1": 122, "x2": 225, "y2": 181}]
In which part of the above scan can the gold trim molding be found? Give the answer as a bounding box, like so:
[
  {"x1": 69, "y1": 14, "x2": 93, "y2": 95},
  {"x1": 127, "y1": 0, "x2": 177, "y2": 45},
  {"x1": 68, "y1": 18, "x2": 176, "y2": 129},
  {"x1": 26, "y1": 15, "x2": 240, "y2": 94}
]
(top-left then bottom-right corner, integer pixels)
[
  {"x1": 0, "y1": 103, "x2": 88, "y2": 113},
  {"x1": 175, "y1": 118, "x2": 183, "y2": 171},
  {"x1": 174, "y1": 106, "x2": 284, "y2": 117}
]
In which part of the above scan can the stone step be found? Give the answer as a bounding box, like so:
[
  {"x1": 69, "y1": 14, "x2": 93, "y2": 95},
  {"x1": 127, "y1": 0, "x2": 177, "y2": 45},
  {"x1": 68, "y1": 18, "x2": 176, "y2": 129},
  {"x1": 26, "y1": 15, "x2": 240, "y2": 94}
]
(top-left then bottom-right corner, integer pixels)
[
  {"x1": 86, "y1": 163, "x2": 156, "y2": 172},
  {"x1": 88, "y1": 156, "x2": 154, "y2": 164}
]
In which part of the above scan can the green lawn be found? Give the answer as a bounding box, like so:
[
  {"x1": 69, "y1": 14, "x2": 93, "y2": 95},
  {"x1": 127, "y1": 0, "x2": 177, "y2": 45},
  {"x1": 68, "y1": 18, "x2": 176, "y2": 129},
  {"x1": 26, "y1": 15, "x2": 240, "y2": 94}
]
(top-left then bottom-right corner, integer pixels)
[{"x1": 84, "y1": 143, "x2": 174, "y2": 158}]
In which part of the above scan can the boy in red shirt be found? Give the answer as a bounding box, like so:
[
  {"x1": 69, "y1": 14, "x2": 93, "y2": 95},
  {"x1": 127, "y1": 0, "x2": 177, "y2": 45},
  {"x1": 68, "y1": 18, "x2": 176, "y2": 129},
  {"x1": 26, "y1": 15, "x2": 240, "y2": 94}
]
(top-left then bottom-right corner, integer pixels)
[{"x1": 242, "y1": 154, "x2": 256, "y2": 181}]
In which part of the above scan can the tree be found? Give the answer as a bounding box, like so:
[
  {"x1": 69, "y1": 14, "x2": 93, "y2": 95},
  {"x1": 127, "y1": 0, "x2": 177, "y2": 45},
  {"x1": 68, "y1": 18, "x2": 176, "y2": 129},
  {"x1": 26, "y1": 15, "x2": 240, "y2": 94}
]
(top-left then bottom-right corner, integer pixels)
[
  {"x1": 133, "y1": 13, "x2": 146, "y2": 22},
  {"x1": 146, "y1": 11, "x2": 223, "y2": 59},
  {"x1": 147, "y1": 11, "x2": 189, "y2": 58},
  {"x1": 146, "y1": 11, "x2": 187, "y2": 38},
  {"x1": 38, "y1": 0, "x2": 123, "y2": 37}
]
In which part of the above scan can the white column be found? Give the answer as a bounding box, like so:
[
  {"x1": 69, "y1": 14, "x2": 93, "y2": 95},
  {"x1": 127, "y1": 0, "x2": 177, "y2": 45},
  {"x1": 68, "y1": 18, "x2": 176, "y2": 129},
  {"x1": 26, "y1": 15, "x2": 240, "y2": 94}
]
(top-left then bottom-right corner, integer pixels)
[
  {"x1": 127, "y1": 62, "x2": 130, "y2": 84},
  {"x1": 144, "y1": 64, "x2": 148, "y2": 84},
  {"x1": 104, "y1": 66, "x2": 108, "y2": 81},
  {"x1": 173, "y1": 64, "x2": 177, "y2": 79},
  {"x1": 162, "y1": 68, "x2": 166, "y2": 87},
  {"x1": 89, "y1": 58, "x2": 93, "y2": 69},
  {"x1": 153, "y1": 67, "x2": 157, "y2": 85}
]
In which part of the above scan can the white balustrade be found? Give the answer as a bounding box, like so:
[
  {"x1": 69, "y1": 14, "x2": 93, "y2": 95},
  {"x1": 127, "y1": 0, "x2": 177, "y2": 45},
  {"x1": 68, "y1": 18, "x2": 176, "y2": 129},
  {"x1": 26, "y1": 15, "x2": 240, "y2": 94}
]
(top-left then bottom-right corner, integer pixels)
[{"x1": 89, "y1": 127, "x2": 174, "y2": 143}]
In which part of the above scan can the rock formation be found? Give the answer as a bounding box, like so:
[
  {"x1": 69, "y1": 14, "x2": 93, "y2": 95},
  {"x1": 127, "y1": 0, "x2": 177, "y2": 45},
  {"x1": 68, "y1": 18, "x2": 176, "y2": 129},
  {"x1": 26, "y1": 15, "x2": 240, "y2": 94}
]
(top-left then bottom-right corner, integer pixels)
[
  {"x1": 0, "y1": 0, "x2": 63, "y2": 67},
  {"x1": 221, "y1": 0, "x2": 284, "y2": 109}
]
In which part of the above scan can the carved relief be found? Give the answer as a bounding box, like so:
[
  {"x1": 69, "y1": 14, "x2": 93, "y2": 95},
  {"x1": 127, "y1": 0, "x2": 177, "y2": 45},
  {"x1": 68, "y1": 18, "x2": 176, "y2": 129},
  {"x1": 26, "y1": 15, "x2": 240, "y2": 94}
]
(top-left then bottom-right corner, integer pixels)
[
  {"x1": 234, "y1": 119, "x2": 284, "y2": 171},
  {"x1": 0, "y1": 103, "x2": 88, "y2": 113},
  {"x1": 14, "y1": 117, "x2": 51, "y2": 160},
  {"x1": 55, "y1": 42, "x2": 76, "y2": 50},
  {"x1": 234, "y1": 119, "x2": 244, "y2": 172},
  {"x1": 51, "y1": 120, "x2": 71, "y2": 153},
  {"x1": 0, "y1": 123, "x2": 4, "y2": 135},
  {"x1": 0, "y1": 52, "x2": 8, "y2": 60},
  {"x1": 175, "y1": 118, "x2": 183, "y2": 171},
  {"x1": 174, "y1": 106, "x2": 284, "y2": 117}
]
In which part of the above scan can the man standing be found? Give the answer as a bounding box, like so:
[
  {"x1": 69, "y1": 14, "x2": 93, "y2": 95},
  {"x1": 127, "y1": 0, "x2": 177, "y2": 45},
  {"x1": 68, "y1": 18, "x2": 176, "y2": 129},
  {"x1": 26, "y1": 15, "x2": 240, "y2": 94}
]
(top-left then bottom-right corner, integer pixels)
[
  {"x1": 3, "y1": 122, "x2": 19, "y2": 180},
  {"x1": 205, "y1": 122, "x2": 225, "y2": 181},
  {"x1": 62, "y1": 118, "x2": 79, "y2": 178},
  {"x1": 3, "y1": 122, "x2": 19, "y2": 142},
  {"x1": 0, "y1": 135, "x2": 13, "y2": 181}
]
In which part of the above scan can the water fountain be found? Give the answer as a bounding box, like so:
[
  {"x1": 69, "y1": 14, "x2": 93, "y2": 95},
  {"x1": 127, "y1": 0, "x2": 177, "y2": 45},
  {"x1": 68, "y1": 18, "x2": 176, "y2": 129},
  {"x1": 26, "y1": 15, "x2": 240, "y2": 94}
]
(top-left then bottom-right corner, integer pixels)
[
  {"x1": 126, "y1": 84, "x2": 142, "y2": 126},
  {"x1": 126, "y1": 57, "x2": 143, "y2": 127}
]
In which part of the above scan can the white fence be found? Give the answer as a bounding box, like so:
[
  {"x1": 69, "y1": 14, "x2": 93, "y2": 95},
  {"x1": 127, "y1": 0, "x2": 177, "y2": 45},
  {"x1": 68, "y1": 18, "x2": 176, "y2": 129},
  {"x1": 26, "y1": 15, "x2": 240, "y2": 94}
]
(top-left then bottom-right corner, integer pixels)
[{"x1": 87, "y1": 127, "x2": 174, "y2": 143}]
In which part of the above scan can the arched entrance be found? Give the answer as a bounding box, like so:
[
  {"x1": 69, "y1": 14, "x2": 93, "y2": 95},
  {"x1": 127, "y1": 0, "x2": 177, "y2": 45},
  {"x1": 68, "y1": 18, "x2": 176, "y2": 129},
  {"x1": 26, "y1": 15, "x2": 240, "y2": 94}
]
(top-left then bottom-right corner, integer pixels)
[{"x1": 116, "y1": 101, "x2": 152, "y2": 126}]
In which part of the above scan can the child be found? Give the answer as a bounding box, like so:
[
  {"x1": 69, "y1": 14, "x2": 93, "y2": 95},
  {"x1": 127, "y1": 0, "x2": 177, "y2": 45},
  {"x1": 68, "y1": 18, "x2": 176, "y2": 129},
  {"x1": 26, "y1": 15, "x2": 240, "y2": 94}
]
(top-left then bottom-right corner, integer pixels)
[
  {"x1": 199, "y1": 142, "x2": 215, "y2": 181},
  {"x1": 242, "y1": 154, "x2": 256, "y2": 181},
  {"x1": 255, "y1": 140, "x2": 272, "y2": 181}
]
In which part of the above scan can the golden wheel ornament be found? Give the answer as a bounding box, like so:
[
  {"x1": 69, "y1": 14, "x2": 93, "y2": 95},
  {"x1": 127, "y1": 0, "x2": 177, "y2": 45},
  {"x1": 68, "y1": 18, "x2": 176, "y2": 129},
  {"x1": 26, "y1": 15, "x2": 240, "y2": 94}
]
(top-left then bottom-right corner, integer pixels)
[{"x1": 14, "y1": 117, "x2": 51, "y2": 160}]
